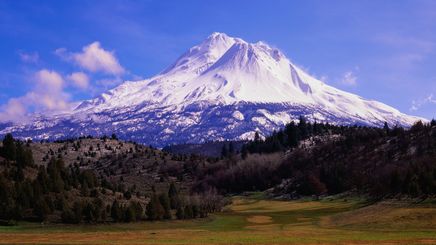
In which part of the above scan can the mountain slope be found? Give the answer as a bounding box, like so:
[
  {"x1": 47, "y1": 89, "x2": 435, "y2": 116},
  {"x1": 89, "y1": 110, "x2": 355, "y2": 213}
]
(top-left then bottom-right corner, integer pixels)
[{"x1": 0, "y1": 32, "x2": 424, "y2": 146}]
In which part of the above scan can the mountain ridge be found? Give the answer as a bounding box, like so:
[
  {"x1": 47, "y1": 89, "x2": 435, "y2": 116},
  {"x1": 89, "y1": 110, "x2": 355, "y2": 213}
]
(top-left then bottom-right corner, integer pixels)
[{"x1": 0, "y1": 32, "x2": 425, "y2": 146}]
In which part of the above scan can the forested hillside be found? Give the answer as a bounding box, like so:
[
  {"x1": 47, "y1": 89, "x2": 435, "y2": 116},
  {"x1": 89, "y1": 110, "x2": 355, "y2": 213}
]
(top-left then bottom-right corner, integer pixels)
[
  {"x1": 196, "y1": 118, "x2": 436, "y2": 199},
  {"x1": 0, "y1": 135, "x2": 225, "y2": 225}
]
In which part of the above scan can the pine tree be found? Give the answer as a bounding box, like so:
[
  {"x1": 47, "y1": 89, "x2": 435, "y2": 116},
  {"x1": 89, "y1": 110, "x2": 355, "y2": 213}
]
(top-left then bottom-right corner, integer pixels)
[
  {"x1": 383, "y1": 122, "x2": 390, "y2": 135},
  {"x1": 0, "y1": 175, "x2": 15, "y2": 221},
  {"x1": 124, "y1": 204, "x2": 136, "y2": 222},
  {"x1": 298, "y1": 115, "x2": 308, "y2": 139},
  {"x1": 221, "y1": 144, "x2": 228, "y2": 158},
  {"x1": 146, "y1": 194, "x2": 164, "y2": 221},
  {"x1": 111, "y1": 200, "x2": 123, "y2": 222},
  {"x1": 1, "y1": 133, "x2": 16, "y2": 160},
  {"x1": 15, "y1": 142, "x2": 34, "y2": 168},
  {"x1": 254, "y1": 132, "x2": 260, "y2": 143},
  {"x1": 241, "y1": 145, "x2": 248, "y2": 160},
  {"x1": 83, "y1": 201, "x2": 95, "y2": 223},
  {"x1": 159, "y1": 193, "x2": 172, "y2": 219},
  {"x1": 72, "y1": 201, "x2": 83, "y2": 223},
  {"x1": 176, "y1": 205, "x2": 184, "y2": 219},
  {"x1": 228, "y1": 142, "x2": 235, "y2": 156},
  {"x1": 36, "y1": 167, "x2": 50, "y2": 194},
  {"x1": 285, "y1": 122, "x2": 299, "y2": 147},
  {"x1": 168, "y1": 183, "x2": 181, "y2": 209},
  {"x1": 184, "y1": 205, "x2": 193, "y2": 219},
  {"x1": 33, "y1": 198, "x2": 51, "y2": 222},
  {"x1": 131, "y1": 201, "x2": 143, "y2": 221}
]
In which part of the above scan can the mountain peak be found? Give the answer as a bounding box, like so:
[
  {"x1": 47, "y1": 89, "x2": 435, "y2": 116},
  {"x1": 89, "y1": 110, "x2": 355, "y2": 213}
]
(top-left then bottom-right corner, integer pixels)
[
  {"x1": 75, "y1": 33, "x2": 425, "y2": 125},
  {"x1": 3, "y1": 33, "x2": 424, "y2": 147},
  {"x1": 207, "y1": 32, "x2": 230, "y2": 39}
]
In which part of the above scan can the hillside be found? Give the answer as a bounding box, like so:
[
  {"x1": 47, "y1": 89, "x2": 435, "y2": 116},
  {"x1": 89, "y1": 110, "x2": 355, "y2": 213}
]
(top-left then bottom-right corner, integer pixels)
[
  {"x1": 194, "y1": 119, "x2": 436, "y2": 199},
  {"x1": 0, "y1": 135, "x2": 224, "y2": 225}
]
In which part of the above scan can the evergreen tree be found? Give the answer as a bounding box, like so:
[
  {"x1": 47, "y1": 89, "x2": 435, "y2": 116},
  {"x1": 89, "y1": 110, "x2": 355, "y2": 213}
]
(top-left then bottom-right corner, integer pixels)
[
  {"x1": 72, "y1": 201, "x2": 83, "y2": 223},
  {"x1": 130, "y1": 201, "x2": 143, "y2": 221},
  {"x1": 83, "y1": 201, "x2": 96, "y2": 223},
  {"x1": 176, "y1": 205, "x2": 184, "y2": 220},
  {"x1": 168, "y1": 182, "x2": 181, "y2": 209},
  {"x1": 383, "y1": 122, "x2": 390, "y2": 135},
  {"x1": 0, "y1": 175, "x2": 15, "y2": 221},
  {"x1": 146, "y1": 194, "x2": 164, "y2": 221},
  {"x1": 298, "y1": 116, "x2": 308, "y2": 139},
  {"x1": 111, "y1": 133, "x2": 118, "y2": 140},
  {"x1": 111, "y1": 200, "x2": 123, "y2": 222},
  {"x1": 123, "y1": 190, "x2": 132, "y2": 200},
  {"x1": 1, "y1": 133, "x2": 16, "y2": 160},
  {"x1": 285, "y1": 122, "x2": 299, "y2": 147},
  {"x1": 33, "y1": 198, "x2": 51, "y2": 222},
  {"x1": 158, "y1": 193, "x2": 172, "y2": 219},
  {"x1": 241, "y1": 145, "x2": 248, "y2": 160},
  {"x1": 124, "y1": 204, "x2": 136, "y2": 222},
  {"x1": 221, "y1": 144, "x2": 228, "y2": 158},
  {"x1": 228, "y1": 142, "x2": 235, "y2": 156},
  {"x1": 184, "y1": 205, "x2": 193, "y2": 219},
  {"x1": 15, "y1": 142, "x2": 34, "y2": 168},
  {"x1": 47, "y1": 158, "x2": 65, "y2": 193},
  {"x1": 254, "y1": 132, "x2": 260, "y2": 143},
  {"x1": 36, "y1": 167, "x2": 50, "y2": 194}
]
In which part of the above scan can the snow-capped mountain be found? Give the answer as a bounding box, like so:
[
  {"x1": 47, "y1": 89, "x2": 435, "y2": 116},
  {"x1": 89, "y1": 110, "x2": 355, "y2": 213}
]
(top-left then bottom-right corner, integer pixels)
[{"x1": 0, "y1": 32, "x2": 424, "y2": 147}]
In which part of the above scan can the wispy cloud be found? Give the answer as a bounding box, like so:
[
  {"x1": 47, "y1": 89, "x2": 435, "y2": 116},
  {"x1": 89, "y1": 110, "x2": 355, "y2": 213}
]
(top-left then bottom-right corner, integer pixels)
[
  {"x1": 372, "y1": 33, "x2": 435, "y2": 72},
  {"x1": 18, "y1": 51, "x2": 39, "y2": 63},
  {"x1": 374, "y1": 33, "x2": 435, "y2": 53},
  {"x1": 410, "y1": 93, "x2": 436, "y2": 111},
  {"x1": 340, "y1": 71, "x2": 358, "y2": 86}
]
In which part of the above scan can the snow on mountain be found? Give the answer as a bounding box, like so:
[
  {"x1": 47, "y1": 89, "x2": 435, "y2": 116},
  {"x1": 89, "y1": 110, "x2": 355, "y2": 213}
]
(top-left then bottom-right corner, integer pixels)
[{"x1": 0, "y1": 32, "x2": 425, "y2": 147}]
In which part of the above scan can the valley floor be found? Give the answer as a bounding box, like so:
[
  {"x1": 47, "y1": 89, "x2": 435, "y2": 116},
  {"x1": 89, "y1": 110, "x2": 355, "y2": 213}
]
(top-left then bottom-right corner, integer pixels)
[{"x1": 1, "y1": 194, "x2": 436, "y2": 244}]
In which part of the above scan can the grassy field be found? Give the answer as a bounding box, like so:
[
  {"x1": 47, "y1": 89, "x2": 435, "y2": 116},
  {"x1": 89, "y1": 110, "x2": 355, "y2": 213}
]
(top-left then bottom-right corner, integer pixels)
[{"x1": 1, "y1": 194, "x2": 436, "y2": 244}]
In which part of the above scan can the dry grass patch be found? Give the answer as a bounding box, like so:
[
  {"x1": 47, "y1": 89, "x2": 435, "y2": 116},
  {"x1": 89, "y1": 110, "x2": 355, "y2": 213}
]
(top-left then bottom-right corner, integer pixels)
[
  {"x1": 323, "y1": 201, "x2": 436, "y2": 230},
  {"x1": 246, "y1": 215, "x2": 273, "y2": 224}
]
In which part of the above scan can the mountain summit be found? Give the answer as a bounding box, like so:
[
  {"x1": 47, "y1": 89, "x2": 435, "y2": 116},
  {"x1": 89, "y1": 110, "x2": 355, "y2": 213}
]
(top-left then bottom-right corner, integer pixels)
[{"x1": 1, "y1": 33, "x2": 424, "y2": 146}]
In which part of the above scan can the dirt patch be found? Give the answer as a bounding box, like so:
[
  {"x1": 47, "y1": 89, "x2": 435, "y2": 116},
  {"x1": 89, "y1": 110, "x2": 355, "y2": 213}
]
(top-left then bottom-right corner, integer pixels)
[{"x1": 246, "y1": 215, "x2": 273, "y2": 224}]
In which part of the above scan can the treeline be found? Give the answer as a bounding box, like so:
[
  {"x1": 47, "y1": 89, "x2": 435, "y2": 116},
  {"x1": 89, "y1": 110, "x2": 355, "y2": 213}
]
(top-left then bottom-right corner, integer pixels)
[
  {"x1": 274, "y1": 120, "x2": 436, "y2": 198},
  {"x1": 195, "y1": 119, "x2": 436, "y2": 198},
  {"x1": 242, "y1": 116, "x2": 343, "y2": 154},
  {"x1": 60, "y1": 183, "x2": 224, "y2": 224},
  {"x1": 144, "y1": 185, "x2": 224, "y2": 221},
  {"x1": 242, "y1": 116, "x2": 404, "y2": 154}
]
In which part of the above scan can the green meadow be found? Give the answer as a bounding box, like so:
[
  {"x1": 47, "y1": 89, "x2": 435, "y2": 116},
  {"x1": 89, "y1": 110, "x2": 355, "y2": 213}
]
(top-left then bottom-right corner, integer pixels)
[{"x1": 1, "y1": 194, "x2": 436, "y2": 244}]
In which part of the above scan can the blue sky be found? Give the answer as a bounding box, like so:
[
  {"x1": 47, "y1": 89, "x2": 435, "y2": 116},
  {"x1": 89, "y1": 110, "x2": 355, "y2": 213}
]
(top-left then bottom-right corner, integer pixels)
[{"x1": 0, "y1": 0, "x2": 435, "y2": 120}]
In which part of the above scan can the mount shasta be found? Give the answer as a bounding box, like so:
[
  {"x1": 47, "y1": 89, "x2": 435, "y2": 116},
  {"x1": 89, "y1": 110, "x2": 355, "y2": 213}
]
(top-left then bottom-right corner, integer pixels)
[{"x1": 0, "y1": 32, "x2": 424, "y2": 147}]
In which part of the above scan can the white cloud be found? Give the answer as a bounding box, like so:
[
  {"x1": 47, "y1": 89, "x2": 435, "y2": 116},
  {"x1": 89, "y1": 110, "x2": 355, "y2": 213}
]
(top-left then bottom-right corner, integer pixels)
[
  {"x1": 410, "y1": 93, "x2": 436, "y2": 111},
  {"x1": 18, "y1": 51, "x2": 39, "y2": 63},
  {"x1": 340, "y1": 71, "x2": 358, "y2": 86},
  {"x1": 0, "y1": 69, "x2": 71, "y2": 123},
  {"x1": 56, "y1": 42, "x2": 125, "y2": 75},
  {"x1": 67, "y1": 72, "x2": 89, "y2": 89},
  {"x1": 0, "y1": 98, "x2": 28, "y2": 123}
]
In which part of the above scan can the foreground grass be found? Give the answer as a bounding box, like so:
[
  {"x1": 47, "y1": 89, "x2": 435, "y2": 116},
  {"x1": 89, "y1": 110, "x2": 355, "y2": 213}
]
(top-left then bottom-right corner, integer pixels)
[{"x1": 1, "y1": 195, "x2": 436, "y2": 244}]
